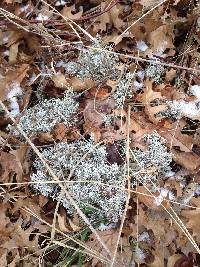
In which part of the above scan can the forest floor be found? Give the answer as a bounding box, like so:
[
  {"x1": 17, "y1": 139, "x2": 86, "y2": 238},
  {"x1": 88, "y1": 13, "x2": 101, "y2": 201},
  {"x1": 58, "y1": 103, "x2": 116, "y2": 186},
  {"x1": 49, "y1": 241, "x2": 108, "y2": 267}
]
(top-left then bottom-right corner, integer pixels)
[{"x1": 0, "y1": 0, "x2": 200, "y2": 266}]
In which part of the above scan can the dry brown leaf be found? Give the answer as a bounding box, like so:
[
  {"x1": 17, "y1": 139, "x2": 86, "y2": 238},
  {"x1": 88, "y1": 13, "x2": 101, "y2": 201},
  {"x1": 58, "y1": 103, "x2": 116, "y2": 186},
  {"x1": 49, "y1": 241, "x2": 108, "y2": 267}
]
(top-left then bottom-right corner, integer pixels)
[
  {"x1": 0, "y1": 151, "x2": 23, "y2": 183},
  {"x1": 165, "y1": 69, "x2": 177, "y2": 82},
  {"x1": 51, "y1": 73, "x2": 70, "y2": 88},
  {"x1": 92, "y1": 2, "x2": 124, "y2": 33},
  {"x1": 69, "y1": 76, "x2": 95, "y2": 91},
  {"x1": 68, "y1": 218, "x2": 81, "y2": 232},
  {"x1": 88, "y1": 86, "x2": 110, "y2": 99},
  {"x1": 61, "y1": 4, "x2": 83, "y2": 20},
  {"x1": 148, "y1": 25, "x2": 174, "y2": 55},
  {"x1": 9, "y1": 42, "x2": 20, "y2": 64},
  {"x1": 137, "y1": 186, "x2": 161, "y2": 210},
  {"x1": 172, "y1": 149, "x2": 200, "y2": 171},
  {"x1": 109, "y1": 4, "x2": 124, "y2": 31},
  {"x1": 52, "y1": 123, "x2": 67, "y2": 141},
  {"x1": 57, "y1": 213, "x2": 71, "y2": 233},
  {"x1": 0, "y1": 204, "x2": 11, "y2": 243},
  {"x1": 84, "y1": 98, "x2": 115, "y2": 129},
  {"x1": 167, "y1": 254, "x2": 183, "y2": 267},
  {"x1": 2, "y1": 218, "x2": 40, "y2": 253},
  {"x1": 86, "y1": 229, "x2": 126, "y2": 266},
  {"x1": 181, "y1": 209, "x2": 200, "y2": 239},
  {"x1": 0, "y1": 64, "x2": 29, "y2": 102},
  {"x1": 141, "y1": 80, "x2": 167, "y2": 123},
  {"x1": 10, "y1": 145, "x2": 30, "y2": 177}
]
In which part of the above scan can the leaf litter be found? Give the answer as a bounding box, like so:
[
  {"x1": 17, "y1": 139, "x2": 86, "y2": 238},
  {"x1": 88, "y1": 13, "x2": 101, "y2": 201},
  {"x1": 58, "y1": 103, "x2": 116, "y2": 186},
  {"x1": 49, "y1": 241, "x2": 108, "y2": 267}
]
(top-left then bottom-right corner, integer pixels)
[{"x1": 0, "y1": 0, "x2": 200, "y2": 266}]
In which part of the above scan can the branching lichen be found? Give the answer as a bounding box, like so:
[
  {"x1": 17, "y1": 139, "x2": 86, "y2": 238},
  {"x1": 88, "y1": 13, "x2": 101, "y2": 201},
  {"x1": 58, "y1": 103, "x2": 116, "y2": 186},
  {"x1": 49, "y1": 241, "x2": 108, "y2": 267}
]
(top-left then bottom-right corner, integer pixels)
[
  {"x1": 13, "y1": 89, "x2": 78, "y2": 137},
  {"x1": 64, "y1": 39, "x2": 120, "y2": 82},
  {"x1": 131, "y1": 131, "x2": 172, "y2": 184},
  {"x1": 31, "y1": 139, "x2": 127, "y2": 223}
]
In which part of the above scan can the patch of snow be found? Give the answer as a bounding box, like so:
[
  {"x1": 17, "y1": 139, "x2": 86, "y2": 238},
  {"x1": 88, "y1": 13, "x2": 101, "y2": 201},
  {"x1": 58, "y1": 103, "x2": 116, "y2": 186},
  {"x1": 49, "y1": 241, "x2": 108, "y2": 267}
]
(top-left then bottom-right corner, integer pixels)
[
  {"x1": 138, "y1": 232, "x2": 150, "y2": 242},
  {"x1": 7, "y1": 83, "x2": 23, "y2": 117},
  {"x1": 136, "y1": 41, "x2": 148, "y2": 52},
  {"x1": 7, "y1": 83, "x2": 22, "y2": 99},
  {"x1": 134, "y1": 247, "x2": 145, "y2": 262},
  {"x1": 136, "y1": 70, "x2": 145, "y2": 80},
  {"x1": 3, "y1": 36, "x2": 8, "y2": 43},
  {"x1": 170, "y1": 100, "x2": 200, "y2": 120},
  {"x1": 55, "y1": 0, "x2": 66, "y2": 6},
  {"x1": 3, "y1": 50, "x2": 9, "y2": 56},
  {"x1": 20, "y1": 4, "x2": 29, "y2": 13},
  {"x1": 56, "y1": 60, "x2": 67, "y2": 68},
  {"x1": 98, "y1": 223, "x2": 117, "y2": 231},
  {"x1": 190, "y1": 85, "x2": 200, "y2": 101},
  {"x1": 134, "y1": 80, "x2": 143, "y2": 90},
  {"x1": 154, "y1": 187, "x2": 175, "y2": 206},
  {"x1": 35, "y1": 14, "x2": 49, "y2": 21}
]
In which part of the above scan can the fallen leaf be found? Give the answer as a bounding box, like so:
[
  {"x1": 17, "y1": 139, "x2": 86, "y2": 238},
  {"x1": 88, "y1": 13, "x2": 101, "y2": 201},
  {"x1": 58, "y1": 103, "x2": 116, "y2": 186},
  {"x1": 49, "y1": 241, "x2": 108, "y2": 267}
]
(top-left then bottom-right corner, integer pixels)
[
  {"x1": 51, "y1": 73, "x2": 70, "y2": 88},
  {"x1": 172, "y1": 149, "x2": 200, "y2": 171},
  {"x1": 61, "y1": 4, "x2": 83, "y2": 20},
  {"x1": 141, "y1": 80, "x2": 167, "y2": 123},
  {"x1": 0, "y1": 151, "x2": 23, "y2": 183},
  {"x1": 167, "y1": 254, "x2": 183, "y2": 267},
  {"x1": 181, "y1": 209, "x2": 200, "y2": 239},
  {"x1": 148, "y1": 25, "x2": 174, "y2": 55}
]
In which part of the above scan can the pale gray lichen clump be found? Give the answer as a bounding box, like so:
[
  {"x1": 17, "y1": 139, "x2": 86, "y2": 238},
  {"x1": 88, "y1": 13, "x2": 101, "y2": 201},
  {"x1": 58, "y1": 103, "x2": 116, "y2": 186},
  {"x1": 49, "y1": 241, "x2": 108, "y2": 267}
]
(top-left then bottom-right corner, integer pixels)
[
  {"x1": 113, "y1": 72, "x2": 135, "y2": 108},
  {"x1": 31, "y1": 132, "x2": 172, "y2": 222},
  {"x1": 15, "y1": 90, "x2": 78, "y2": 136},
  {"x1": 31, "y1": 139, "x2": 127, "y2": 222},
  {"x1": 145, "y1": 63, "x2": 165, "y2": 84},
  {"x1": 64, "y1": 39, "x2": 120, "y2": 82},
  {"x1": 131, "y1": 131, "x2": 172, "y2": 184}
]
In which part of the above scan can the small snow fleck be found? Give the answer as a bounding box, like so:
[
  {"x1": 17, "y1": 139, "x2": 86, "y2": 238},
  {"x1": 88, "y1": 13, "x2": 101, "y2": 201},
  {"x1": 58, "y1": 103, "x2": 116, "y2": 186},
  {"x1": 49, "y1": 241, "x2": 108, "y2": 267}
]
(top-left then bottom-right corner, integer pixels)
[
  {"x1": 55, "y1": 0, "x2": 66, "y2": 6},
  {"x1": 138, "y1": 232, "x2": 150, "y2": 242},
  {"x1": 134, "y1": 80, "x2": 143, "y2": 90},
  {"x1": 134, "y1": 247, "x2": 145, "y2": 262},
  {"x1": 136, "y1": 70, "x2": 145, "y2": 80},
  {"x1": 136, "y1": 41, "x2": 148, "y2": 52},
  {"x1": 3, "y1": 50, "x2": 9, "y2": 56},
  {"x1": 20, "y1": 4, "x2": 29, "y2": 13}
]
